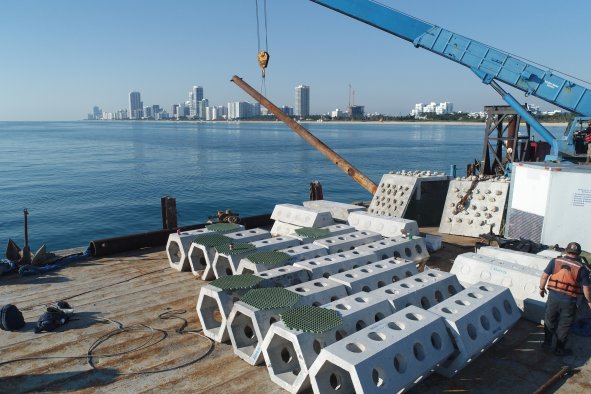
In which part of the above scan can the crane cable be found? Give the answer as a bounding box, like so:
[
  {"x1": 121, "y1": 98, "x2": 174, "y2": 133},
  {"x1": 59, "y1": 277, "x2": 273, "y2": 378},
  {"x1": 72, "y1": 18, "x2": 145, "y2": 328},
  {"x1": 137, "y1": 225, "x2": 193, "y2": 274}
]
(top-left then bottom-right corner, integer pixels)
[{"x1": 255, "y1": 0, "x2": 270, "y2": 92}]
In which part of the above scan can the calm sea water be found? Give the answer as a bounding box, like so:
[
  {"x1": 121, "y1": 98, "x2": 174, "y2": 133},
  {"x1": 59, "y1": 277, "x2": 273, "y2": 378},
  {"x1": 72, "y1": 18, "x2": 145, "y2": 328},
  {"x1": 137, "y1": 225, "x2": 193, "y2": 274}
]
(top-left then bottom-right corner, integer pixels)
[{"x1": 0, "y1": 121, "x2": 563, "y2": 251}]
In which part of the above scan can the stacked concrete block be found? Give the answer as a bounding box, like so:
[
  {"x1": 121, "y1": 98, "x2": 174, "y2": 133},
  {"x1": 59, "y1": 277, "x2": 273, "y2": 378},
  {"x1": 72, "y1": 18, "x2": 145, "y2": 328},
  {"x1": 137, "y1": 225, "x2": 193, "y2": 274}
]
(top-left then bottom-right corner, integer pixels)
[
  {"x1": 188, "y1": 228, "x2": 270, "y2": 279},
  {"x1": 430, "y1": 282, "x2": 521, "y2": 377},
  {"x1": 378, "y1": 270, "x2": 464, "y2": 311},
  {"x1": 309, "y1": 306, "x2": 455, "y2": 394},
  {"x1": 262, "y1": 306, "x2": 346, "y2": 393},
  {"x1": 439, "y1": 178, "x2": 510, "y2": 237},
  {"x1": 256, "y1": 265, "x2": 312, "y2": 288},
  {"x1": 166, "y1": 228, "x2": 209, "y2": 272},
  {"x1": 270, "y1": 221, "x2": 303, "y2": 237},
  {"x1": 290, "y1": 224, "x2": 356, "y2": 245},
  {"x1": 477, "y1": 246, "x2": 551, "y2": 271},
  {"x1": 228, "y1": 279, "x2": 348, "y2": 365},
  {"x1": 271, "y1": 204, "x2": 334, "y2": 237},
  {"x1": 237, "y1": 243, "x2": 328, "y2": 275},
  {"x1": 348, "y1": 211, "x2": 420, "y2": 237},
  {"x1": 303, "y1": 200, "x2": 366, "y2": 222},
  {"x1": 294, "y1": 250, "x2": 378, "y2": 280},
  {"x1": 328, "y1": 259, "x2": 418, "y2": 295},
  {"x1": 355, "y1": 235, "x2": 430, "y2": 263},
  {"x1": 196, "y1": 274, "x2": 265, "y2": 343},
  {"x1": 313, "y1": 231, "x2": 382, "y2": 254},
  {"x1": 451, "y1": 252, "x2": 545, "y2": 323},
  {"x1": 212, "y1": 235, "x2": 300, "y2": 278},
  {"x1": 323, "y1": 294, "x2": 394, "y2": 336}
]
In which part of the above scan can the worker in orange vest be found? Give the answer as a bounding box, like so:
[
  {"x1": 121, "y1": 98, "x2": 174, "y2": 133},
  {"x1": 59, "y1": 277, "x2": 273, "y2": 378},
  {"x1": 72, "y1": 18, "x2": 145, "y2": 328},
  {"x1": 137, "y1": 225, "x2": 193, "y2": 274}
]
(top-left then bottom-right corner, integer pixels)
[
  {"x1": 585, "y1": 121, "x2": 591, "y2": 163},
  {"x1": 539, "y1": 242, "x2": 591, "y2": 355}
]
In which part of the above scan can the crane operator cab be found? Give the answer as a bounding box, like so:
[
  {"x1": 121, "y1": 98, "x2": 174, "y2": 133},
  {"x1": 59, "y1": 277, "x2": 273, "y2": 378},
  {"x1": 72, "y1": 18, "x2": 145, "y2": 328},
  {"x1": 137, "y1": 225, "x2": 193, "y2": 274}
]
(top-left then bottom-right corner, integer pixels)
[{"x1": 566, "y1": 117, "x2": 591, "y2": 156}]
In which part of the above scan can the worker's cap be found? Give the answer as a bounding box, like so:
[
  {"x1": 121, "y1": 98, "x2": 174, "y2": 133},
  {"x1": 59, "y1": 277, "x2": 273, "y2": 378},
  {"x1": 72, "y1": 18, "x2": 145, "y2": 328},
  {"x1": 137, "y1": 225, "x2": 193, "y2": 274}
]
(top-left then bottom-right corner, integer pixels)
[{"x1": 565, "y1": 242, "x2": 582, "y2": 255}]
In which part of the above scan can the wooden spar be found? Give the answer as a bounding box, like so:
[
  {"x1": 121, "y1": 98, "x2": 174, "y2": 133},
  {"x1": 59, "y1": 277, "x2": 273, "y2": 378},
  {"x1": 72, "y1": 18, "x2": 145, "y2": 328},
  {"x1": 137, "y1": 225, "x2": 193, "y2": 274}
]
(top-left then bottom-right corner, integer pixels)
[{"x1": 231, "y1": 75, "x2": 378, "y2": 195}]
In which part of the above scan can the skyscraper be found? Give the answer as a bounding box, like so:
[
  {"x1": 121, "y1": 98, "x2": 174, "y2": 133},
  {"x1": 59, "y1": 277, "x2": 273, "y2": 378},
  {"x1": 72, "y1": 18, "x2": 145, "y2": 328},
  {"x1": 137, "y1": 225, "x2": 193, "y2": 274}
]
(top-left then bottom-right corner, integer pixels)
[
  {"x1": 295, "y1": 85, "x2": 310, "y2": 117},
  {"x1": 129, "y1": 91, "x2": 142, "y2": 119}
]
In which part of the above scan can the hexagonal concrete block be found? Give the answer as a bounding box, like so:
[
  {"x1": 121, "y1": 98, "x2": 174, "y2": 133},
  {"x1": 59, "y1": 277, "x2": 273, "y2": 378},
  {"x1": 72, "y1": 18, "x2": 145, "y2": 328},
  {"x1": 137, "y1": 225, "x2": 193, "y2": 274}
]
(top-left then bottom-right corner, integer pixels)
[
  {"x1": 477, "y1": 246, "x2": 551, "y2": 271},
  {"x1": 348, "y1": 211, "x2": 420, "y2": 237},
  {"x1": 309, "y1": 306, "x2": 454, "y2": 394},
  {"x1": 294, "y1": 250, "x2": 378, "y2": 280},
  {"x1": 313, "y1": 231, "x2": 382, "y2": 254},
  {"x1": 430, "y1": 282, "x2": 521, "y2": 377},
  {"x1": 355, "y1": 235, "x2": 430, "y2": 264},
  {"x1": 237, "y1": 243, "x2": 328, "y2": 275},
  {"x1": 166, "y1": 228, "x2": 209, "y2": 272},
  {"x1": 303, "y1": 200, "x2": 366, "y2": 222},
  {"x1": 271, "y1": 203, "x2": 334, "y2": 227}
]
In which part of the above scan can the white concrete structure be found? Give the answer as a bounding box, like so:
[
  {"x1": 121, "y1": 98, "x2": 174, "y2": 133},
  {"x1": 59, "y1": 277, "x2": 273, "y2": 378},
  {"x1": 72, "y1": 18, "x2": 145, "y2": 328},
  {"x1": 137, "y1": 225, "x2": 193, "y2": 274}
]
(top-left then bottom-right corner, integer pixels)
[
  {"x1": 348, "y1": 211, "x2": 420, "y2": 237},
  {"x1": 378, "y1": 270, "x2": 464, "y2": 311},
  {"x1": 313, "y1": 231, "x2": 382, "y2": 254},
  {"x1": 450, "y1": 252, "x2": 545, "y2": 323},
  {"x1": 188, "y1": 228, "x2": 270, "y2": 279},
  {"x1": 270, "y1": 221, "x2": 303, "y2": 236},
  {"x1": 477, "y1": 246, "x2": 551, "y2": 271},
  {"x1": 328, "y1": 259, "x2": 418, "y2": 295},
  {"x1": 303, "y1": 200, "x2": 366, "y2": 222},
  {"x1": 228, "y1": 279, "x2": 348, "y2": 365},
  {"x1": 256, "y1": 265, "x2": 311, "y2": 288},
  {"x1": 294, "y1": 250, "x2": 378, "y2": 280},
  {"x1": 166, "y1": 228, "x2": 209, "y2": 272},
  {"x1": 211, "y1": 235, "x2": 300, "y2": 278},
  {"x1": 439, "y1": 179, "x2": 510, "y2": 237},
  {"x1": 309, "y1": 306, "x2": 455, "y2": 394},
  {"x1": 271, "y1": 204, "x2": 334, "y2": 228},
  {"x1": 290, "y1": 224, "x2": 356, "y2": 244},
  {"x1": 430, "y1": 282, "x2": 521, "y2": 377},
  {"x1": 355, "y1": 236, "x2": 430, "y2": 263},
  {"x1": 237, "y1": 243, "x2": 329, "y2": 275}
]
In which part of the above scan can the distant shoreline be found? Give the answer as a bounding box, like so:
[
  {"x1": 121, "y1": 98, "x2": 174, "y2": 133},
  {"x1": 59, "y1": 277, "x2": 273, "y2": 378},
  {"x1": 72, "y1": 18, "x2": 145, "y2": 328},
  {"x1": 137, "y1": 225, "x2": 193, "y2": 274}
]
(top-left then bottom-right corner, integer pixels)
[{"x1": 81, "y1": 119, "x2": 570, "y2": 127}]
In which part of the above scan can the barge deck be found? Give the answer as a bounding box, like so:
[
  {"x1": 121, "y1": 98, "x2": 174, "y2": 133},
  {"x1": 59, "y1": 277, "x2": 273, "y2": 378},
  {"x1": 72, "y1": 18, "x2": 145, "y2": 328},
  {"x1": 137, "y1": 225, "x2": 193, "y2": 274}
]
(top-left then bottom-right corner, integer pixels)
[{"x1": 1, "y1": 230, "x2": 590, "y2": 393}]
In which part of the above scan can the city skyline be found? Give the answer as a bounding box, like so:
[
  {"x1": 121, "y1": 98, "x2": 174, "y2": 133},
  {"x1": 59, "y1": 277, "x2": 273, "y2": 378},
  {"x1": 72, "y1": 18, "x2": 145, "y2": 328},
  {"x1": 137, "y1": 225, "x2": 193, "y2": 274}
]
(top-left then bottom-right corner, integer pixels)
[{"x1": 1, "y1": 0, "x2": 589, "y2": 121}]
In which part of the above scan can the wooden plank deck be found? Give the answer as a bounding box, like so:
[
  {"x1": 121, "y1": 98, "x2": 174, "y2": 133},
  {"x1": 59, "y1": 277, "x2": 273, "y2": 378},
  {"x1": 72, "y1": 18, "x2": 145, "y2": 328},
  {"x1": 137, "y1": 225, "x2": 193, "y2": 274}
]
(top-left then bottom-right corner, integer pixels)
[{"x1": 0, "y1": 237, "x2": 590, "y2": 393}]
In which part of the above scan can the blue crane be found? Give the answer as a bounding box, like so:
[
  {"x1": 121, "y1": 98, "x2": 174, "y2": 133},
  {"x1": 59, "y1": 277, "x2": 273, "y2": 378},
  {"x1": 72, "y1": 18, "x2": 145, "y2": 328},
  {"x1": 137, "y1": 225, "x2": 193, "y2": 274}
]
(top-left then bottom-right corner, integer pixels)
[{"x1": 309, "y1": 0, "x2": 591, "y2": 160}]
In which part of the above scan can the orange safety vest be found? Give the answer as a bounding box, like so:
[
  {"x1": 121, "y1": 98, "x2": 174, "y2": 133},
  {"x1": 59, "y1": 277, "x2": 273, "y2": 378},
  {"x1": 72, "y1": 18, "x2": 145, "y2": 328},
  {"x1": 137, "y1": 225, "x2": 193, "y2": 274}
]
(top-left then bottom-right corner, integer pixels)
[{"x1": 547, "y1": 257, "x2": 583, "y2": 298}]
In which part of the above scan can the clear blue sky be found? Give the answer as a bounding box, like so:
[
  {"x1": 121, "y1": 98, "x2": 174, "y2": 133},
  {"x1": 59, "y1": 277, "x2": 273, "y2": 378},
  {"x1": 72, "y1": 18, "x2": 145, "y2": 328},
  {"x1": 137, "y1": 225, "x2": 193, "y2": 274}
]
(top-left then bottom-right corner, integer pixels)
[{"x1": 1, "y1": 0, "x2": 589, "y2": 120}]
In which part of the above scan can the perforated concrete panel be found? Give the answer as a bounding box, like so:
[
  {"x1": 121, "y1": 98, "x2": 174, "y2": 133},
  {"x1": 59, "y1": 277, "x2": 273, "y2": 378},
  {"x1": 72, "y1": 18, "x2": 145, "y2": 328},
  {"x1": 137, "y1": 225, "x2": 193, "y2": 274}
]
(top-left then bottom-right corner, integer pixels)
[
  {"x1": 271, "y1": 203, "x2": 334, "y2": 227},
  {"x1": 294, "y1": 250, "x2": 378, "y2": 280},
  {"x1": 256, "y1": 265, "x2": 311, "y2": 288},
  {"x1": 196, "y1": 274, "x2": 264, "y2": 343},
  {"x1": 328, "y1": 259, "x2": 418, "y2": 295},
  {"x1": 309, "y1": 305, "x2": 455, "y2": 394},
  {"x1": 237, "y1": 243, "x2": 328, "y2": 275},
  {"x1": 368, "y1": 171, "x2": 449, "y2": 218},
  {"x1": 312, "y1": 231, "x2": 382, "y2": 254},
  {"x1": 450, "y1": 252, "x2": 545, "y2": 323},
  {"x1": 430, "y1": 282, "x2": 521, "y2": 377},
  {"x1": 348, "y1": 211, "x2": 420, "y2": 237},
  {"x1": 439, "y1": 178, "x2": 510, "y2": 237},
  {"x1": 537, "y1": 249, "x2": 563, "y2": 259},
  {"x1": 166, "y1": 228, "x2": 209, "y2": 272},
  {"x1": 228, "y1": 279, "x2": 348, "y2": 365},
  {"x1": 212, "y1": 235, "x2": 300, "y2": 278},
  {"x1": 188, "y1": 228, "x2": 270, "y2": 279},
  {"x1": 378, "y1": 270, "x2": 464, "y2": 312},
  {"x1": 355, "y1": 236, "x2": 430, "y2": 263},
  {"x1": 477, "y1": 246, "x2": 551, "y2": 271},
  {"x1": 368, "y1": 173, "x2": 418, "y2": 217},
  {"x1": 291, "y1": 224, "x2": 356, "y2": 244},
  {"x1": 303, "y1": 200, "x2": 366, "y2": 222}
]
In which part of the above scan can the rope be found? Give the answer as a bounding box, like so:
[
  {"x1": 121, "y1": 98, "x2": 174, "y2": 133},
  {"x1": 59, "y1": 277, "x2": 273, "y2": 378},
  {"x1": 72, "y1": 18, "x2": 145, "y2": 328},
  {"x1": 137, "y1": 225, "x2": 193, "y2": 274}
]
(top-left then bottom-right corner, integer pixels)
[{"x1": 0, "y1": 310, "x2": 214, "y2": 376}]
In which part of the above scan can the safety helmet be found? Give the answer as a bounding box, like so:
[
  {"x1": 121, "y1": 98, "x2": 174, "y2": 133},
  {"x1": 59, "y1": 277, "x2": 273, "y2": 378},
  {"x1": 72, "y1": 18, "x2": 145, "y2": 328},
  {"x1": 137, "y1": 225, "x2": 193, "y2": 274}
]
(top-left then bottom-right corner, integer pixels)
[{"x1": 565, "y1": 242, "x2": 582, "y2": 255}]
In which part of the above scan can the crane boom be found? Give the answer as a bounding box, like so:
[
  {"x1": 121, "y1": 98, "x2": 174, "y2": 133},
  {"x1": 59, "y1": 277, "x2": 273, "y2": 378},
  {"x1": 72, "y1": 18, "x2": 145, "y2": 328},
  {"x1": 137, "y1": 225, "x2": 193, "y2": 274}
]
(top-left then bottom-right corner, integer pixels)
[
  {"x1": 310, "y1": 0, "x2": 591, "y2": 117},
  {"x1": 309, "y1": 0, "x2": 591, "y2": 159}
]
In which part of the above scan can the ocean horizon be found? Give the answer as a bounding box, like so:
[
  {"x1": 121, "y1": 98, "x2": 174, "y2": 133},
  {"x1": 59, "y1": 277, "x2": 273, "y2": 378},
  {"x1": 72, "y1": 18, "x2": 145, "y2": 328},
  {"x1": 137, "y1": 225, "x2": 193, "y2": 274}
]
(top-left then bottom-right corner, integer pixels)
[{"x1": 0, "y1": 121, "x2": 564, "y2": 251}]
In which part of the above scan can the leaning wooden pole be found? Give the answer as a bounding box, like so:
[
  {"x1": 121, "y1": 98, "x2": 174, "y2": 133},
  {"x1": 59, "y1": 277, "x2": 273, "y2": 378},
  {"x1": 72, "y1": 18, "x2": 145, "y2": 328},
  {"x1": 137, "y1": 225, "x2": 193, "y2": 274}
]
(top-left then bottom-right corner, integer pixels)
[{"x1": 231, "y1": 75, "x2": 378, "y2": 195}]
